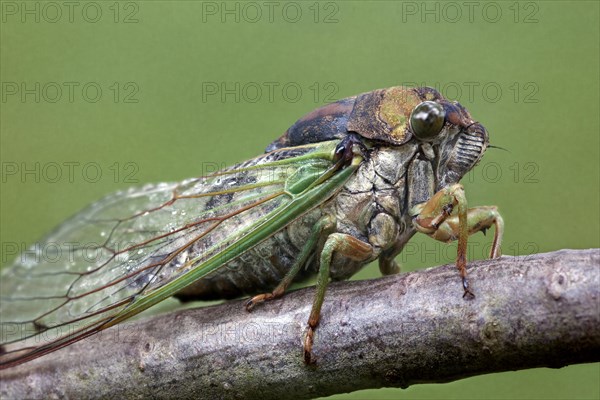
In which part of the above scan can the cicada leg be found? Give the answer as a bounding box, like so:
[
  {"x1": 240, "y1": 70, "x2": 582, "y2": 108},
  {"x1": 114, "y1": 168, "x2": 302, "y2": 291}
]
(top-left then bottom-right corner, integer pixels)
[
  {"x1": 426, "y1": 206, "x2": 504, "y2": 257},
  {"x1": 411, "y1": 183, "x2": 504, "y2": 297},
  {"x1": 378, "y1": 244, "x2": 403, "y2": 276},
  {"x1": 304, "y1": 233, "x2": 373, "y2": 364},
  {"x1": 244, "y1": 216, "x2": 335, "y2": 311}
]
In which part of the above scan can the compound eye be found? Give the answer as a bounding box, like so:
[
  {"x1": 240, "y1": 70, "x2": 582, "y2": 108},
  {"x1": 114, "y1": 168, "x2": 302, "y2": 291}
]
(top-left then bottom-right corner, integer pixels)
[{"x1": 410, "y1": 101, "x2": 445, "y2": 140}]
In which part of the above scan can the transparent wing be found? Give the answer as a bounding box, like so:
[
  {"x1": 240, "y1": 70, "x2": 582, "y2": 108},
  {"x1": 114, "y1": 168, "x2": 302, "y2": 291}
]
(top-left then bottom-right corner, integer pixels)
[{"x1": 0, "y1": 140, "x2": 353, "y2": 368}]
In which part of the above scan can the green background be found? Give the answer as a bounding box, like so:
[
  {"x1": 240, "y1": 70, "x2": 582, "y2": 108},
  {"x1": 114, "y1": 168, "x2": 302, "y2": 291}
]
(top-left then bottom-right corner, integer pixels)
[{"x1": 1, "y1": 0, "x2": 598, "y2": 398}]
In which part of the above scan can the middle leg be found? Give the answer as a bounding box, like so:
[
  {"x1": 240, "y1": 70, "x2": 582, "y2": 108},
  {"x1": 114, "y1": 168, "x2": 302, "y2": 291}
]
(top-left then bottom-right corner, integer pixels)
[{"x1": 304, "y1": 232, "x2": 373, "y2": 364}]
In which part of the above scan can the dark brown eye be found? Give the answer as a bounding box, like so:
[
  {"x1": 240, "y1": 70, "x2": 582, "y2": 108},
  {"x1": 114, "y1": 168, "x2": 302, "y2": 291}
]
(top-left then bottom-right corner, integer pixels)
[{"x1": 410, "y1": 101, "x2": 445, "y2": 140}]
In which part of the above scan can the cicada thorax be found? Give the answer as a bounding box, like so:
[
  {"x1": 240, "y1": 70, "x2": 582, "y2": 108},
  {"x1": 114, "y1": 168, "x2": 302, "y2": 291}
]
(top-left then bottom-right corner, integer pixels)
[
  {"x1": 267, "y1": 86, "x2": 435, "y2": 152},
  {"x1": 265, "y1": 96, "x2": 356, "y2": 152},
  {"x1": 179, "y1": 86, "x2": 465, "y2": 295}
]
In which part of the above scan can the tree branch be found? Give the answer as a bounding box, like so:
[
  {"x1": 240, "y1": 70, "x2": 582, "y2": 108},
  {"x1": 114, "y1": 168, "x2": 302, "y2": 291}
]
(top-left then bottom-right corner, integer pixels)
[{"x1": 1, "y1": 249, "x2": 599, "y2": 399}]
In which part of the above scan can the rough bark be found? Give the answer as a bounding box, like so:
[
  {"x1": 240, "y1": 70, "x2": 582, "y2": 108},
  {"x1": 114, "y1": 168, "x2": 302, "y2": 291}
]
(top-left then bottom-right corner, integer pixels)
[{"x1": 1, "y1": 249, "x2": 599, "y2": 399}]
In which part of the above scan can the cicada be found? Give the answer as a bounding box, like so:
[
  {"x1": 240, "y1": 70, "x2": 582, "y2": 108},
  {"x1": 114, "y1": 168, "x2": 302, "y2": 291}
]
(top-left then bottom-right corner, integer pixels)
[{"x1": 0, "y1": 86, "x2": 503, "y2": 368}]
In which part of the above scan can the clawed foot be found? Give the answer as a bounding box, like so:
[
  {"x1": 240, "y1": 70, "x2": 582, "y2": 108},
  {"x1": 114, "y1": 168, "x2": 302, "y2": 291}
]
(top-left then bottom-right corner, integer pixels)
[
  {"x1": 462, "y1": 277, "x2": 475, "y2": 299},
  {"x1": 303, "y1": 327, "x2": 317, "y2": 365},
  {"x1": 244, "y1": 293, "x2": 274, "y2": 312}
]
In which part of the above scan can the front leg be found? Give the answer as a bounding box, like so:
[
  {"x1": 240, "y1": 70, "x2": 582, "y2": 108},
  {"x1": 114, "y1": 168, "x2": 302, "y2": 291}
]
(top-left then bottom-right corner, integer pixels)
[
  {"x1": 410, "y1": 183, "x2": 504, "y2": 297},
  {"x1": 426, "y1": 205, "x2": 504, "y2": 258}
]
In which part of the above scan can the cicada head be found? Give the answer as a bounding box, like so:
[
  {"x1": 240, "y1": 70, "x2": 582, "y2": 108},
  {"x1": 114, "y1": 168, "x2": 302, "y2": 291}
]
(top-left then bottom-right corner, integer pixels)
[
  {"x1": 406, "y1": 87, "x2": 489, "y2": 188},
  {"x1": 347, "y1": 86, "x2": 489, "y2": 189}
]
